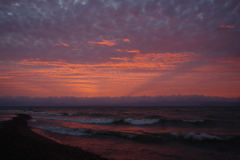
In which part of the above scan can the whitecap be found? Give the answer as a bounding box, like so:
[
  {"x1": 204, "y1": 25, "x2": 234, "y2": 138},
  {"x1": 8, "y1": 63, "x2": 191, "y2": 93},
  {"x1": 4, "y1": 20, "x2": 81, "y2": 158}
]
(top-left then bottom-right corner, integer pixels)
[{"x1": 169, "y1": 132, "x2": 222, "y2": 140}]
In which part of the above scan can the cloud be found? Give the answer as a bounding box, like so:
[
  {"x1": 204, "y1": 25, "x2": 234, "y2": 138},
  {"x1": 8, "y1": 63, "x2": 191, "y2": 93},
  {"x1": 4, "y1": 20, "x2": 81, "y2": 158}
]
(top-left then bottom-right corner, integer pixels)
[
  {"x1": 132, "y1": 52, "x2": 197, "y2": 63},
  {"x1": 88, "y1": 39, "x2": 117, "y2": 46},
  {"x1": 0, "y1": 0, "x2": 240, "y2": 98},
  {"x1": 126, "y1": 50, "x2": 140, "y2": 54},
  {"x1": 115, "y1": 49, "x2": 122, "y2": 52},
  {"x1": 1, "y1": 51, "x2": 240, "y2": 98},
  {"x1": 123, "y1": 39, "x2": 130, "y2": 43},
  {"x1": 218, "y1": 24, "x2": 235, "y2": 28},
  {"x1": 54, "y1": 43, "x2": 70, "y2": 47},
  {"x1": 115, "y1": 49, "x2": 140, "y2": 54},
  {"x1": 110, "y1": 57, "x2": 130, "y2": 61},
  {"x1": 0, "y1": 0, "x2": 239, "y2": 61},
  {"x1": 12, "y1": 52, "x2": 197, "y2": 72}
]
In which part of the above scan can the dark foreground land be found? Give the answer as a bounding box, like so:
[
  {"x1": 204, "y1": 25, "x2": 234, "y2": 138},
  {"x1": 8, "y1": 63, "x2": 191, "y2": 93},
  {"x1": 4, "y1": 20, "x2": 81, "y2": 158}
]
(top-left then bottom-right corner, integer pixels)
[{"x1": 0, "y1": 114, "x2": 108, "y2": 160}]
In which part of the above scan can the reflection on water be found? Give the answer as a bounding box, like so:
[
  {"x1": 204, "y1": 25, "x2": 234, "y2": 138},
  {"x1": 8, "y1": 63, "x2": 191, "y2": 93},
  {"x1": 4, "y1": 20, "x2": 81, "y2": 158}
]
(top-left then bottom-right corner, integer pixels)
[{"x1": 2, "y1": 106, "x2": 240, "y2": 160}]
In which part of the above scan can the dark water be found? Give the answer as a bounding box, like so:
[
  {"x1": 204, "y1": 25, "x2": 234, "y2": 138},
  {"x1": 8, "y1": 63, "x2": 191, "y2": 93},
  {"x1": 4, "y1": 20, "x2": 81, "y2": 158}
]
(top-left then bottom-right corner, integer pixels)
[{"x1": 1, "y1": 106, "x2": 240, "y2": 160}]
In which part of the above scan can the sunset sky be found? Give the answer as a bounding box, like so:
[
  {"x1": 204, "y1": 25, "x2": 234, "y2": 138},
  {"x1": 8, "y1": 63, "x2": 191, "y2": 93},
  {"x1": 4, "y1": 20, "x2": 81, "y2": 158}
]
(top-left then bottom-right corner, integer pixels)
[{"x1": 0, "y1": 0, "x2": 240, "y2": 98}]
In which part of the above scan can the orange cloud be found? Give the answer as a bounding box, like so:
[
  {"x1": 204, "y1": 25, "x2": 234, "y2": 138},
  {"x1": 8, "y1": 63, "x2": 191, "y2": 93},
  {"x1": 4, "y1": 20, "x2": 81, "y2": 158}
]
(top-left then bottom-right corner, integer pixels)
[
  {"x1": 123, "y1": 39, "x2": 130, "y2": 43},
  {"x1": 125, "y1": 50, "x2": 140, "y2": 54},
  {"x1": 1, "y1": 53, "x2": 240, "y2": 98},
  {"x1": 132, "y1": 52, "x2": 196, "y2": 63},
  {"x1": 110, "y1": 57, "x2": 130, "y2": 61},
  {"x1": 115, "y1": 49, "x2": 140, "y2": 53},
  {"x1": 115, "y1": 49, "x2": 122, "y2": 52},
  {"x1": 218, "y1": 24, "x2": 235, "y2": 28},
  {"x1": 88, "y1": 39, "x2": 117, "y2": 46},
  {"x1": 215, "y1": 57, "x2": 240, "y2": 65},
  {"x1": 16, "y1": 52, "x2": 196, "y2": 74},
  {"x1": 194, "y1": 57, "x2": 240, "y2": 73},
  {"x1": 1, "y1": 59, "x2": 160, "y2": 97},
  {"x1": 61, "y1": 43, "x2": 69, "y2": 47},
  {"x1": 54, "y1": 43, "x2": 70, "y2": 47}
]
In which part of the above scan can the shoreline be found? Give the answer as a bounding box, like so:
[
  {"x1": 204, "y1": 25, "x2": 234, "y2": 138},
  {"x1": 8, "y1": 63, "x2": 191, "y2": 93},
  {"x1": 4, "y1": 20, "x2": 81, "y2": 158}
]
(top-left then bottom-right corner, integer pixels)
[{"x1": 0, "y1": 114, "x2": 108, "y2": 160}]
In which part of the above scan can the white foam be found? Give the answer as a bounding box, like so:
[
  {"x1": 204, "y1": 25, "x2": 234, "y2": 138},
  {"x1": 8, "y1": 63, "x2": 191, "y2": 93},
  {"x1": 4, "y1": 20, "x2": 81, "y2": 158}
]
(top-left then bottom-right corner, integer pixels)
[
  {"x1": 32, "y1": 116, "x2": 116, "y2": 124},
  {"x1": 182, "y1": 119, "x2": 205, "y2": 123},
  {"x1": 169, "y1": 132, "x2": 222, "y2": 140},
  {"x1": 124, "y1": 118, "x2": 159, "y2": 125}
]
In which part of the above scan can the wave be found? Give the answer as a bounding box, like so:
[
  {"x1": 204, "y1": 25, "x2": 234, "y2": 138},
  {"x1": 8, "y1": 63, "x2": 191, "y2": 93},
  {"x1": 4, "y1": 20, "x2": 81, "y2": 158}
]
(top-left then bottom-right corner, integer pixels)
[
  {"x1": 30, "y1": 124, "x2": 165, "y2": 143},
  {"x1": 25, "y1": 111, "x2": 63, "y2": 116},
  {"x1": 169, "y1": 132, "x2": 223, "y2": 140},
  {"x1": 182, "y1": 119, "x2": 205, "y2": 123},
  {"x1": 124, "y1": 118, "x2": 159, "y2": 125},
  {"x1": 33, "y1": 116, "x2": 159, "y2": 125},
  {"x1": 32, "y1": 125, "x2": 90, "y2": 136},
  {"x1": 32, "y1": 116, "x2": 116, "y2": 124},
  {"x1": 30, "y1": 123, "x2": 238, "y2": 144},
  {"x1": 32, "y1": 115, "x2": 211, "y2": 126},
  {"x1": 25, "y1": 110, "x2": 117, "y2": 118}
]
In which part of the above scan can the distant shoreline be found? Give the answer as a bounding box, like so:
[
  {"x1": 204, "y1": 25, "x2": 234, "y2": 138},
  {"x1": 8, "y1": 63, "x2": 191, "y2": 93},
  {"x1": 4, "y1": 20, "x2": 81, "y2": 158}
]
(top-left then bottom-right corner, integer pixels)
[{"x1": 0, "y1": 114, "x2": 108, "y2": 160}]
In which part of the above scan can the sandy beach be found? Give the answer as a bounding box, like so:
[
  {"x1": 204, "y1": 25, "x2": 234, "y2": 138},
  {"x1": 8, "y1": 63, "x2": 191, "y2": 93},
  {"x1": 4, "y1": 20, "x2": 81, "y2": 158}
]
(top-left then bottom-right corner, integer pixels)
[{"x1": 0, "y1": 114, "x2": 108, "y2": 160}]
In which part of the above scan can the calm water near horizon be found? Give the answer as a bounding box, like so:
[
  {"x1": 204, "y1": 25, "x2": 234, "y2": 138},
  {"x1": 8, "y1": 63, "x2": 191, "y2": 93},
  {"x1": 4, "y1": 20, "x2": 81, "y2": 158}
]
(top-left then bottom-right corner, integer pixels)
[{"x1": 1, "y1": 106, "x2": 240, "y2": 160}]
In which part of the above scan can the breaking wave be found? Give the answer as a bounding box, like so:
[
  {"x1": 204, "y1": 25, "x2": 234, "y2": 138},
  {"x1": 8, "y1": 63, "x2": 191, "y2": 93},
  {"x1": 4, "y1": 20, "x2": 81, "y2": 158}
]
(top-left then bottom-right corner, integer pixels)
[
  {"x1": 30, "y1": 123, "x2": 238, "y2": 144},
  {"x1": 32, "y1": 115, "x2": 211, "y2": 126},
  {"x1": 32, "y1": 116, "x2": 116, "y2": 124},
  {"x1": 169, "y1": 132, "x2": 223, "y2": 140},
  {"x1": 32, "y1": 116, "x2": 160, "y2": 125},
  {"x1": 25, "y1": 111, "x2": 63, "y2": 116},
  {"x1": 30, "y1": 124, "x2": 165, "y2": 143},
  {"x1": 182, "y1": 119, "x2": 205, "y2": 123},
  {"x1": 124, "y1": 118, "x2": 159, "y2": 125},
  {"x1": 32, "y1": 125, "x2": 90, "y2": 136}
]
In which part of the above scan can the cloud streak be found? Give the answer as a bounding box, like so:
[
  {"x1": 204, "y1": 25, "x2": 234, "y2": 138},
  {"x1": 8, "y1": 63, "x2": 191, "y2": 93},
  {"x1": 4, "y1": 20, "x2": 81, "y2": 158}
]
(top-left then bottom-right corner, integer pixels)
[
  {"x1": 218, "y1": 24, "x2": 235, "y2": 28},
  {"x1": 0, "y1": 0, "x2": 240, "y2": 98},
  {"x1": 88, "y1": 39, "x2": 117, "y2": 46}
]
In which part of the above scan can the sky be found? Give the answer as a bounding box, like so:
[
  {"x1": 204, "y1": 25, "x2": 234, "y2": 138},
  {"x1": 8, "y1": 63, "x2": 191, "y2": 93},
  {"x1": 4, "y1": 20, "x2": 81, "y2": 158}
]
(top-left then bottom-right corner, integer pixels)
[{"x1": 0, "y1": 0, "x2": 240, "y2": 98}]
